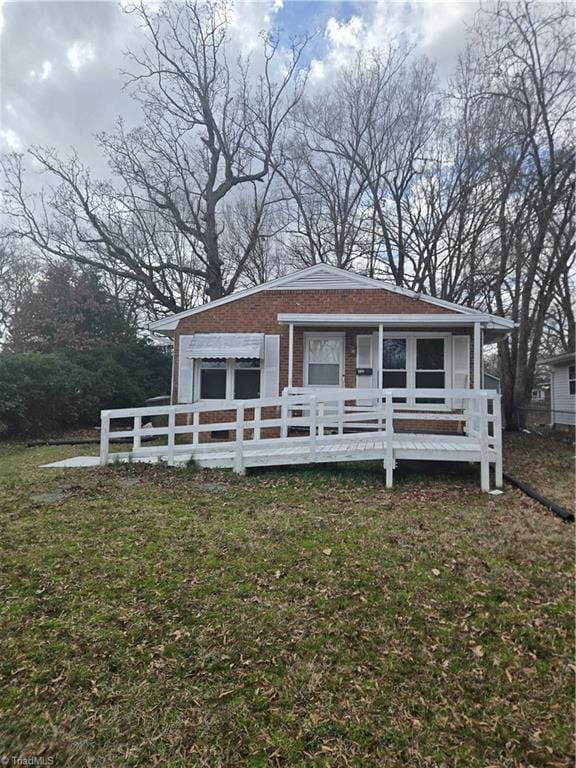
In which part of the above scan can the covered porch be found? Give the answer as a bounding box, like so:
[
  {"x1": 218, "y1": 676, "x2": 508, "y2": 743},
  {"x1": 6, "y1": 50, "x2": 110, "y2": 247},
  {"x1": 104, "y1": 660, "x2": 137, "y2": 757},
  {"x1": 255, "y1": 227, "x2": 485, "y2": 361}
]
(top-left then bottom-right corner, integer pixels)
[{"x1": 280, "y1": 313, "x2": 512, "y2": 429}]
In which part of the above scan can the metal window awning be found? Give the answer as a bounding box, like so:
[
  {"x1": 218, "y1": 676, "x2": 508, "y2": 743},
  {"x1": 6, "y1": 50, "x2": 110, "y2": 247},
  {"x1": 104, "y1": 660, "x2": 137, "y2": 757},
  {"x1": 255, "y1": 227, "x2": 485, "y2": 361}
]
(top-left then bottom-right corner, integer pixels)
[{"x1": 184, "y1": 333, "x2": 265, "y2": 359}]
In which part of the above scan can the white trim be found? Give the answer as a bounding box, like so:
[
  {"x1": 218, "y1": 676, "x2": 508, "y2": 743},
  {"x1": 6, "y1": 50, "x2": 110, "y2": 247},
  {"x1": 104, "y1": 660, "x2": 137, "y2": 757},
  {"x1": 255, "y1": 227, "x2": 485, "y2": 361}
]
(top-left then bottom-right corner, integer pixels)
[
  {"x1": 149, "y1": 265, "x2": 496, "y2": 333},
  {"x1": 303, "y1": 332, "x2": 345, "y2": 388},
  {"x1": 170, "y1": 341, "x2": 175, "y2": 403},
  {"x1": 474, "y1": 321, "x2": 481, "y2": 391},
  {"x1": 262, "y1": 335, "x2": 281, "y2": 398},
  {"x1": 277, "y1": 312, "x2": 514, "y2": 330}
]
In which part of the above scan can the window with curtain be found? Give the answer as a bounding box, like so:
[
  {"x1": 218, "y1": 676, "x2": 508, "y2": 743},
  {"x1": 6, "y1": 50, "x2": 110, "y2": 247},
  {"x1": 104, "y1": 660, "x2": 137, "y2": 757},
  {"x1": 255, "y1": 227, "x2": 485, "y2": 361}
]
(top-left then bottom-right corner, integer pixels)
[{"x1": 307, "y1": 337, "x2": 342, "y2": 386}]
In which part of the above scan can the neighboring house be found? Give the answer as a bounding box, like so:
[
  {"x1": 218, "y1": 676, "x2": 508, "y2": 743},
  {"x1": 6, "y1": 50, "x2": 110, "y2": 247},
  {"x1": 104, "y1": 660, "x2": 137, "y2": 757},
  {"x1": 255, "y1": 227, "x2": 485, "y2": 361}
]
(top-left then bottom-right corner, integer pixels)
[
  {"x1": 149, "y1": 265, "x2": 513, "y2": 418},
  {"x1": 541, "y1": 351, "x2": 576, "y2": 427},
  {"x1": 482, "y1": 372, "x2": 501, "y2": 393}
]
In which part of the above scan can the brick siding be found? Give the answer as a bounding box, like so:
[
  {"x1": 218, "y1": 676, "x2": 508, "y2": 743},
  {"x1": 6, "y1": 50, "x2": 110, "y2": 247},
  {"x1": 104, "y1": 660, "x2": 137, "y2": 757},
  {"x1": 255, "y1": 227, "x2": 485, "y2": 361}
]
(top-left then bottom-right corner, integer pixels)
[
  {"x1": 173, "y1": 288, "x2": 462, "y2": 401},
  {"x1": 170, "y1": 287, "x2": 476, "y2": 442}
]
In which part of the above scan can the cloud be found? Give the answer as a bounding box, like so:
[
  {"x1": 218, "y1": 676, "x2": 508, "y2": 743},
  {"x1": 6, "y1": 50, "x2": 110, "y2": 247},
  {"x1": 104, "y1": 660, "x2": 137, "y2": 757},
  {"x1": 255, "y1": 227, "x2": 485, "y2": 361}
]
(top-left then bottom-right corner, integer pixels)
[
  {"x1": 305, "y1": 0, "x2": 478, "y2": 86},
  {"x1": 29, "y1": 60, "x2": 53, "y2": 83},
  {"x1": 66, "y1": 40, "x2": 95, "y2": 72},
  {"x1": 0, "y1": 0, "x2": 476, "y2": 187},
  {"x1": 0, "y1": 127, "x2": 22, "y2": 151}
]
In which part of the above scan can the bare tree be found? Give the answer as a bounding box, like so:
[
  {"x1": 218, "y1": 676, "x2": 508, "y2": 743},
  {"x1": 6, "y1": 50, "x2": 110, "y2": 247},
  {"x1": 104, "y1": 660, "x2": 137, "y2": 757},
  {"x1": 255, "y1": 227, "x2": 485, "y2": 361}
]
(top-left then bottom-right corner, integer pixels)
[
  {"x1": 2, "y1": 0, "x2": 309, "y2": 312},
  {"x1": 466, "y1": 1, "x2": 575, "y2": 428}
]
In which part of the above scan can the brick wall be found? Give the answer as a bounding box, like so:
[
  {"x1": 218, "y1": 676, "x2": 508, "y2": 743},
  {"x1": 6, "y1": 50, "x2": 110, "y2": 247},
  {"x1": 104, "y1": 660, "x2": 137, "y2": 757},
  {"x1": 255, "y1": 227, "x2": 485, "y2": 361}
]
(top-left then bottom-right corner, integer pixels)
[
  {"x1": 171, "y1": 287, "x2": 476, "y2": 440},
  {"x1": 173, "y1": 288, "x2": 461, "y2": 401}
]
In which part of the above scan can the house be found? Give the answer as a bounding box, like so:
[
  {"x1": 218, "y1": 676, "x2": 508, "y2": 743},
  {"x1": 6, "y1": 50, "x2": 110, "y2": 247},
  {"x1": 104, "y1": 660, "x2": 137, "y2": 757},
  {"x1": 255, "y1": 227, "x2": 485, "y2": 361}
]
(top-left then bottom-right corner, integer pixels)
[
  {"x1": 541, "y1": 351, "x2": 575, "y2": 428},
  {"x1": 149, "y1": 264, "x2": 513, "y2": 414},
  {"x1": 483, "y1": 372, "x2": 501, "y2": 393},
  {"x1": 45, "y1": 265, "x2": 513, "y2": 490}
]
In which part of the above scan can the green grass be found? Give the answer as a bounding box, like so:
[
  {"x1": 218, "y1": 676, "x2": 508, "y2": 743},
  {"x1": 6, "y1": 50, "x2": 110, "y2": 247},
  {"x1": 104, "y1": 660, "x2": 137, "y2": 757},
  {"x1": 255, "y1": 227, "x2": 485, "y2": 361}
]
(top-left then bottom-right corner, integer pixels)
[
  {"x1": 0, "y1": 440, "x2": 573, "y2": 766},
  {"x1": 504, "y1": 431, "x2": 575, "y2": 511}
]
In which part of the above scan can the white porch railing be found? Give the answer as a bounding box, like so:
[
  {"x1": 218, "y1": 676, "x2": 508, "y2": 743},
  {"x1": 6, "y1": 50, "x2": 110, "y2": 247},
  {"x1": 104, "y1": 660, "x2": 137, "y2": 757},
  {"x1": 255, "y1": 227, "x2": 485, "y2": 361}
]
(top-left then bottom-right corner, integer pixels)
[{"x1": 99, "y1": 388, "x2": 502, "y2": 490}]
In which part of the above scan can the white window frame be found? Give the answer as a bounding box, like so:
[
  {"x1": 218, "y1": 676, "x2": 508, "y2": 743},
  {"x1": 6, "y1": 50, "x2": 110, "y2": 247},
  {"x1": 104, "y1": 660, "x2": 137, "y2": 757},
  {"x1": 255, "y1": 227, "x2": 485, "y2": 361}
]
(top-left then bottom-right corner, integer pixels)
[
  {"x1": 304, "y1": 332, "x2": 346, "y2": 388},
  {"x1": 193, "y1": 358, "x2": 261, "y2": 401},
  {"x1": 379, "y1": 332, "x2": 453, "y2": 409}
]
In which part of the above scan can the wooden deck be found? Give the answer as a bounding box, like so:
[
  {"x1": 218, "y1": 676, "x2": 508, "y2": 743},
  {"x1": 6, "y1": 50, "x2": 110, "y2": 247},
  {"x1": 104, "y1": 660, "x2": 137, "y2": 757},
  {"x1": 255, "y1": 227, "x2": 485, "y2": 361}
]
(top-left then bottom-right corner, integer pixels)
[
  {"x1": 102, "y1": 431, "x2": 493, "y2": 467},
  {"x1": 43, "y1": 388, "x2": 503, "y2": 491}
]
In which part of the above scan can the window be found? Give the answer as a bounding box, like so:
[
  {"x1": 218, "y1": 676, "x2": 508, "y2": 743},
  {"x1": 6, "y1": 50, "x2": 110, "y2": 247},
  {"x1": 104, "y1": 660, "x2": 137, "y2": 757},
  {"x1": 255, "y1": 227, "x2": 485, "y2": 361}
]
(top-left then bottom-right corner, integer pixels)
[
  {"x1": 234, "y1": 359, "x2": 261, "y2": 399},
  {"x1": 198, "y1": 358, "x2": 261, "y2": 400},
  {"x1": 381, "y1": 334, "x2": 451, "y2": 407},
  {"x1": 415, "y1": 338, "x2": 445, "y2": 404},
  {"x1": 382, "y1": 338, "x2": 407, "y2": 402},
  {"x1": 200, "y1": 358, "x2": 227, "y2": 399},
  {"x1": 569, "y1": 365, "x2": 575, "y2": 396},
  {"x1": 305, "y1": 336, "x2": 343, "y2": 386}
]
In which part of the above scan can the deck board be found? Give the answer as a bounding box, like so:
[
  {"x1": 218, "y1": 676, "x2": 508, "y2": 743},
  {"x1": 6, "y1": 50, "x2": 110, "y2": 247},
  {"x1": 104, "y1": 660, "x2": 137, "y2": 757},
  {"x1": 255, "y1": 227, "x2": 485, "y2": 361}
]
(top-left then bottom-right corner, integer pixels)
[{"x1": 42, "y1": 430, "x2": 495, "y2": 479}]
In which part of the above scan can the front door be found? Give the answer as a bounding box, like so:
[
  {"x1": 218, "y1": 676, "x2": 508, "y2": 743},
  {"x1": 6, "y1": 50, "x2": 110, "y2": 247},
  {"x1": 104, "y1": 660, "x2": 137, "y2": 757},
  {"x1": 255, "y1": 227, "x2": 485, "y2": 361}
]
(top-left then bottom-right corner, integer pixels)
[{"x1": 304, "y1": 334, "x2": 345, "y2": 388}]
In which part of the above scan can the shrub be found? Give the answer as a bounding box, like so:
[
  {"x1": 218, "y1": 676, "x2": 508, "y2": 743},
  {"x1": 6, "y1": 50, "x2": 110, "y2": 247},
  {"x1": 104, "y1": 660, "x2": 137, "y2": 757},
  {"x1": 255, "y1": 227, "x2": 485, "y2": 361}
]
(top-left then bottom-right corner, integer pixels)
[{"x1": 0, "y1": 341, "x2": 172, "y2": 437}]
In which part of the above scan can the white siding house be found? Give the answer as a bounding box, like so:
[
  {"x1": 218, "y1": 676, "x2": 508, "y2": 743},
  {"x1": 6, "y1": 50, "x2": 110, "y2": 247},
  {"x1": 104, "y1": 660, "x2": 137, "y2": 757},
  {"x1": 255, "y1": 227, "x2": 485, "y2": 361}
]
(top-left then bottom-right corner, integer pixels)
[{"x1": 543, "y1": 352, "x2": 576, "y2": 427}]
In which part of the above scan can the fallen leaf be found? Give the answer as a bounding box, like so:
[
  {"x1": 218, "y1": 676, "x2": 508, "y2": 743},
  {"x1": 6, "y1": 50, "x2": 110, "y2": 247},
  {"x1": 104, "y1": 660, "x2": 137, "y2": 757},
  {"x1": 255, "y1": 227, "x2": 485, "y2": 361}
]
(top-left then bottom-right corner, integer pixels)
[{"x1": 322, "y1": 548, "x2": 332, "y2": 556}]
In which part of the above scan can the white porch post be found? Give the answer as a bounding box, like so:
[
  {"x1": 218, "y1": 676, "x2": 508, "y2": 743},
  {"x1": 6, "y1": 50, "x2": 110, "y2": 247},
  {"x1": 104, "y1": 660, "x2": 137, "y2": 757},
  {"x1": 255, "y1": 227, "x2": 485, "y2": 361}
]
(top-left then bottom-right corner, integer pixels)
[
  {"x1": 288, "y1": 323, "x2": 294, "y2": 389},
  {"x1": 473, "y1": 321, "x2": 481, "y2": 390},
  {"x1": 377, "y1": 324, "x2": 383, "y2": 390}
]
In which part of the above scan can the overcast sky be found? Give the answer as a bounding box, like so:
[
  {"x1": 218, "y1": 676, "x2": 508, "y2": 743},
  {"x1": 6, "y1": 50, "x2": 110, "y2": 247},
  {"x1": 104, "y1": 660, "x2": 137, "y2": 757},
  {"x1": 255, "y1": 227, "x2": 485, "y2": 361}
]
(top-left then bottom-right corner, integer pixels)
[{"x1": 0, "y1": 0, "x2": 479, "y2": 177}]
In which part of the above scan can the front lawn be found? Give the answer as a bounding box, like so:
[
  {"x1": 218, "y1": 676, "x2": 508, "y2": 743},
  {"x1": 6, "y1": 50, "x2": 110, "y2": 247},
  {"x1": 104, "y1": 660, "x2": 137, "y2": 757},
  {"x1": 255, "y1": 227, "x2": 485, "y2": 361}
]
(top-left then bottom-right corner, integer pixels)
[
  {"x1": 504, "y1": 431, "x2": 574, "y2": 511},
  {"x1": 0, "y1": 442, "x2": 573, "y2": 766}
]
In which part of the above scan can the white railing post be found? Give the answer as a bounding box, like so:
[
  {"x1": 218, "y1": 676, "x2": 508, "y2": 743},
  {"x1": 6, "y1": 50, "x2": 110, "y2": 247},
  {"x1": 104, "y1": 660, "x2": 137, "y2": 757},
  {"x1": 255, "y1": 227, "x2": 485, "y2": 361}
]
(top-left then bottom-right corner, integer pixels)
[
  {"x1": 309, "y1": 394, "x2": 317, "y2": 460},
  {"x1": 338, "y1": 397, "x2": 344, "y2": 435},
  {"x1": 254, "y1": 406, "x2": 261, "y2": 442},
  {"x1": 479, "y1": 392, "x2": 489, "y2": 492},
  {"x1": 318, "y1": 401, "x2": 325, "y2": 437},
  {"x1": 99, "y1": 411, "x2": 110, "y2": 466},
  {"x1": 281, "y1": 389, "x2": 289, "y2": 439},
  {"x1": 235, "y1": 402, "x2": 245, "y2": 475},
  {"x1": 384, "y1": 391, "x2": 394, "y2": 488},
  {"x1": 133, "y1": 414, "x2": 141, "y2": 453},
  {"x1": 462, "y1": 398, "x2": 470, "y2": 435},
  {"x1": 192, "y1": 410, "x2": 200, "y2": 445},
  {"x1": 167, "y1": 407, "x2": 176, "y2": 466},
  {"x1": 493, "y1": 394, "x2": 503, "y2": 488}
]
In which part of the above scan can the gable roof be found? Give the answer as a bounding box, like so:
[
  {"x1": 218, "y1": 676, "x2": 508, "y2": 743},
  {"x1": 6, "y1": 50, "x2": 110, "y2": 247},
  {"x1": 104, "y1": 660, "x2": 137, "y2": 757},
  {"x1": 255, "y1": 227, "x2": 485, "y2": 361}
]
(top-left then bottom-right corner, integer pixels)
[{"x1": 149, "y1": 264, "x2": 489, "y2": 334}]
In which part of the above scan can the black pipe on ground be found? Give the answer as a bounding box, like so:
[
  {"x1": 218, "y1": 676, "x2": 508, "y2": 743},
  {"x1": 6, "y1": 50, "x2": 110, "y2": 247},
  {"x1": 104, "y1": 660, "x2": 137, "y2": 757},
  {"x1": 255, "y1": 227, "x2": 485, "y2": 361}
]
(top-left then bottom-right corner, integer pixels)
[{"x1": 504, "y1": 472, "x2": 574, "y2": 523}]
